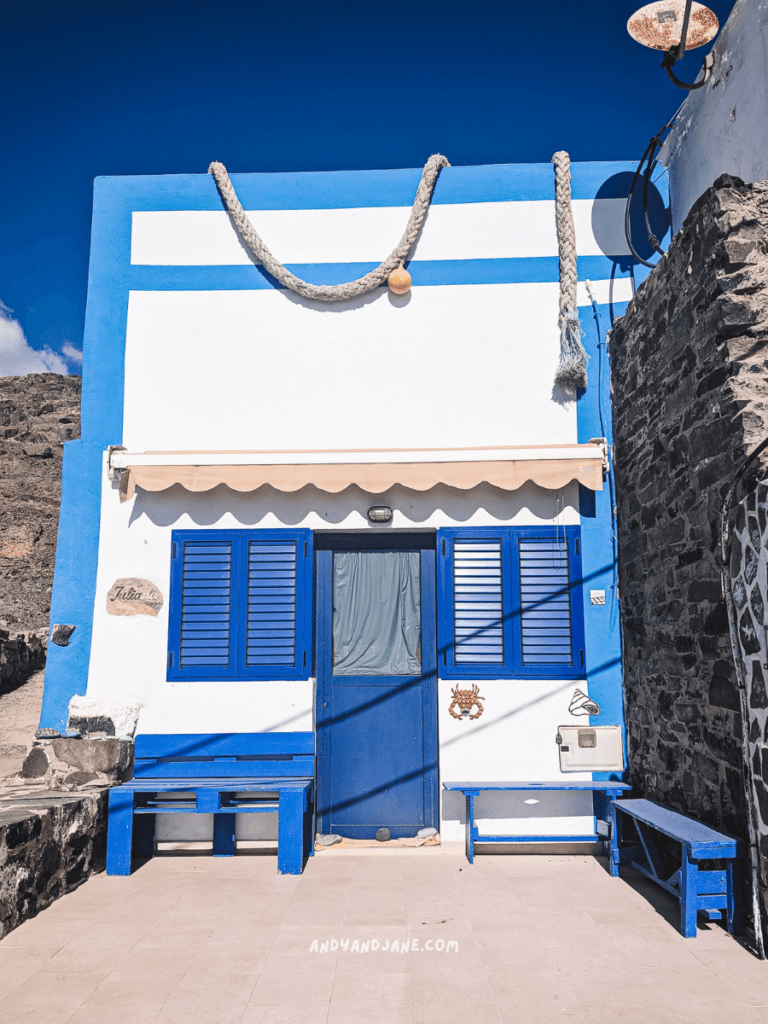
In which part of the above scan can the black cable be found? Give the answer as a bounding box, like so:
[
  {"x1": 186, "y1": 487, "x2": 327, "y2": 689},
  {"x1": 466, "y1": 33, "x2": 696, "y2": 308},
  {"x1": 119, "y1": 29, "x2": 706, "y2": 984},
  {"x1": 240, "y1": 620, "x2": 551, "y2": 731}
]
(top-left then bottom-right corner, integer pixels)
[
  {"x1": 660, "y1": 0, "x2": 714, "y2": 91},
  {"x1": 624, "y1": 126, "x2": 672, "y2": 269}
]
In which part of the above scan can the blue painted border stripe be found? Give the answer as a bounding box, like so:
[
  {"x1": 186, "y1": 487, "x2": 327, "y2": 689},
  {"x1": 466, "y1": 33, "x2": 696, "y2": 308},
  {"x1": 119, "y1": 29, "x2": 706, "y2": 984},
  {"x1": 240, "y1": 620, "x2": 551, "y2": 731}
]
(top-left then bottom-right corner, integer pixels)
[
  {"x1": 575, "y1": 299, "x2": 629, "y2": 780},
  {"x1": 125, "y1": 255, "x2": 633, "y2": 291},
  {"x1": 40, "y1": 441, "x2": 104, "y2": 731},
  {"x1": 102, "y1": 161, "x2": 649, "y2": 212}
]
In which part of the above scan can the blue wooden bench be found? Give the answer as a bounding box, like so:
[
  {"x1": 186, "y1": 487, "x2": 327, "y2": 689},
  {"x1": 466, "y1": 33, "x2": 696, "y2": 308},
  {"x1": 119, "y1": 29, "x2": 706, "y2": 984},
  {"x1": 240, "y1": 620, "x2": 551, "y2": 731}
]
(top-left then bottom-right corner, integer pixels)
[
  {"x1": 106, "y1": 733, "x2": 315, "y2": 876},
  {"x1": 443, "y1": 781, "x2": 631, "y2": 868},
  {"x1": 612, "y1": 798, "x2": 742, "y2": 938}
]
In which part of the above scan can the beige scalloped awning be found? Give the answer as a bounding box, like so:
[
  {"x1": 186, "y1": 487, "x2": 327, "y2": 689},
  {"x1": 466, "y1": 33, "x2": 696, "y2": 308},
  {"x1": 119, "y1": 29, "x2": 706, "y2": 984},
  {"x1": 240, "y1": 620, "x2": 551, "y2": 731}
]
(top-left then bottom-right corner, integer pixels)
[{"x1": 114, "y1": 445, "x2": 605, "y2": 501}]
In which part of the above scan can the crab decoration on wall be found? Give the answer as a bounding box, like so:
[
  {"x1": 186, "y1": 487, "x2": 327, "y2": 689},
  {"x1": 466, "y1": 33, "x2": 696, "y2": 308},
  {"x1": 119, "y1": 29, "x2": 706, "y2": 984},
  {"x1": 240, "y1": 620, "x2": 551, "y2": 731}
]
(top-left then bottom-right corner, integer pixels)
[{"x1": 448, "y1": 684, "x2": 485, "y2": 720}]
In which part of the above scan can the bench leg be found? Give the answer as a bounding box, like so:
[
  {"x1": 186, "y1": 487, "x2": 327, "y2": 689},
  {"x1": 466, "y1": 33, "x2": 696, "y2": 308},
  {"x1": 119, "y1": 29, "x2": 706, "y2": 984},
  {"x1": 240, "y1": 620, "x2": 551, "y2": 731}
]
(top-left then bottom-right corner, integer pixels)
[
  {"x1": 305, "y1": 785, "x2": 315, "y2": 860},
  {"x1": 106, "y1": 788, "x2": 136, "y2": 876},
  {"x1": 278, "y1": 789, "x2": 306, "y2": 875},
  {"x1": 465, "y1": 793, "x2": 475, "y2": 865},
  {"x1": 134, "y1": 813, "x2": 156, "y2": 860},
  {"x1": 213, "y1": 813, "x2": 236, "y2": 857},
  {"x1": 680, "y1": 849, "x2": 698, "y2": 939},
  {"x1": 726, "y1": 861, "x2": 743, "y2": 935}
]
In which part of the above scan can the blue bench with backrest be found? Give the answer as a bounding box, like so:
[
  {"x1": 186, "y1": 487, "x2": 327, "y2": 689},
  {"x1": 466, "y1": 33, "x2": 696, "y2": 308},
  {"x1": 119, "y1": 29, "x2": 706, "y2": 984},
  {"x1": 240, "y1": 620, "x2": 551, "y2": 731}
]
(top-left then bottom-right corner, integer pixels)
[
  {"x1": 612, "y1": 798, "x2": 742, "y2": 938},
  {"x1": 443, "y1": 781, "x2": 631, "y2": 868},
  {"x1": 106, "y1": 732, "x2": 315, "y2": 875}
]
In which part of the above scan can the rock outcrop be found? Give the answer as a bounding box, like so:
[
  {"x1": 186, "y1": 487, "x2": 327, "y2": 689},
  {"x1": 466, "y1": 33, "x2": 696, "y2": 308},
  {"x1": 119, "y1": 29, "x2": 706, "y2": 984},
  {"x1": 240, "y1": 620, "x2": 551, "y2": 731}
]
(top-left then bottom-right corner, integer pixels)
[{"x1": 0, "y1": 374, "x2": 81, "y2": 632}]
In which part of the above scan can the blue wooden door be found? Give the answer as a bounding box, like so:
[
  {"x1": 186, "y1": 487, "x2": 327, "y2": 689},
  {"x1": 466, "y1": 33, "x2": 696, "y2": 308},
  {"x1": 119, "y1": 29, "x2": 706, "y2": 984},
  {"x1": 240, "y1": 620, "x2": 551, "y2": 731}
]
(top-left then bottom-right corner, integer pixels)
[{"x1": 316, "y1": 534, "x2": 438, "y2": 839}]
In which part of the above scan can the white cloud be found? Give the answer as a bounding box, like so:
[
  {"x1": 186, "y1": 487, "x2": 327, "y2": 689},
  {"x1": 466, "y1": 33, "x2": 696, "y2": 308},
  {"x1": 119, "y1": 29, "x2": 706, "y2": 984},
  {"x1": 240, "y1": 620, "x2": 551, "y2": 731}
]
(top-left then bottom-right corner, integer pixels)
[
  {"x1": 0, "y1": 301, "x2": 69, "y2": 375},
  {"x1": 61, "y1": 341, "x2": 83, "y2": 366}
]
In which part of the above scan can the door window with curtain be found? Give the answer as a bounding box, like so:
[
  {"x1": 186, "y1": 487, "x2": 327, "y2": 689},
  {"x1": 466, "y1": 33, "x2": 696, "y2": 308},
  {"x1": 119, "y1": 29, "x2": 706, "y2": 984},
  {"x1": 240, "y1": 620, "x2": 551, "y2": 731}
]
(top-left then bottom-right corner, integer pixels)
[{"x1": 332, "y1": 550, "x2": 421, "y2": 676}]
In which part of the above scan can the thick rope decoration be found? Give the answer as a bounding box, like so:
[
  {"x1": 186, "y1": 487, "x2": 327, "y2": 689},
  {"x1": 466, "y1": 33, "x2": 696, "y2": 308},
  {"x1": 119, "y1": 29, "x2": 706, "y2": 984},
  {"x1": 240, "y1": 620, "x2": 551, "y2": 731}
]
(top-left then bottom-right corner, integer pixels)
[
  {"x1": 551, "y1": 151, "x2": 588, "y2": 391},
  {"x1": 208, "y1": 155, "x2": 450, "y2": 302}
]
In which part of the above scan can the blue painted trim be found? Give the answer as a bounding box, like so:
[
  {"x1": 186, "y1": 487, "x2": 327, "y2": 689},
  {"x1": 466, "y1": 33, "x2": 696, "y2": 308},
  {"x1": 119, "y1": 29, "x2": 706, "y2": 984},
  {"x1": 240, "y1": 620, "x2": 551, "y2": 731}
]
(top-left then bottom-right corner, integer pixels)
[
  {"x1": 420, "y1": 545, "x2": 439, "y2": 830},
  {"x1": 436, "y1": 526, "x2": 585, "y2": 680},
  {"x1": 98, "y1": 161, "x2": 654, "y2": 213},
  {"x1": 576, "y1": 298, "x2": 629, "y2": 780},
  {"x1": 167, "y1": 528, "x2": 313, "y2": 681},
  {"x1": 315, "y1": 548, "x2": 333, "y2": 836},
  {"x1": 125, "y1": 255, "x2": 628, "y2": 291},
  {"x1": 39, "y1": 441, "x2": 105, "y2": 731},
  {"x1": 315, "y1": 534, "x2": 439, "y2": 836}
]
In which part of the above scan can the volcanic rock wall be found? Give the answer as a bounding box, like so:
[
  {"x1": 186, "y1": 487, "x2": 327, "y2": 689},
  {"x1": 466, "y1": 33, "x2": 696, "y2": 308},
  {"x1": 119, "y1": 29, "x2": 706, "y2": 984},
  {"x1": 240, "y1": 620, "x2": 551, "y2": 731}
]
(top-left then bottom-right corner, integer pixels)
[
  {"x1": 0, "y1": 374, "x2": 81, "y2": 632},
  {"x1": 610, "y1": 175, "x2": 768, "y2": 944}
]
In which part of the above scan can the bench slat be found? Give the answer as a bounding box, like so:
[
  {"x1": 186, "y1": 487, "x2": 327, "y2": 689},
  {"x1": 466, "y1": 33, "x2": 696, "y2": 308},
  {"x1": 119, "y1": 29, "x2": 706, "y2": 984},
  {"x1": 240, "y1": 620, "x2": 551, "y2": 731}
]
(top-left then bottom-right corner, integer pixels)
[
  {"x1": 444, "y1": 781, "x2": 631, "y2": 792},
  {"x1": 134, "y1": 732, "x2": 315, "y2": 759},
  {"x1": 614, "y1": 799, "x2": 737, "y2": 854},
  {"x1": 122, "y1": 777, "x2": 311, "y2": 791},
  {"x1": 134, "y1": 758, "x2": 314, "y2": 779}
]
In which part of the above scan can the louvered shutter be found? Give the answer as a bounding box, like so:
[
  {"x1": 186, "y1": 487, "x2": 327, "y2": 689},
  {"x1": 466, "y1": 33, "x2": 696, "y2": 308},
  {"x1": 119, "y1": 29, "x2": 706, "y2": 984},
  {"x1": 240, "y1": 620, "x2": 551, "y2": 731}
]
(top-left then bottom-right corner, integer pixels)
[
  {"x1": 518, "y1": 536, "x2": 573, "y2": 666},
  {"x1": 173, "y1": 536, "x2": 237, "y2": 677},
  {"x1": 245, "y1": 539, "x2": 298, "y2": 668},
  {"x1": 437, "y1": 527, "x2": 584, "y2": 679},
  {"x1": 169, "y1": 529, "x2": 312, "y2": 681},
  {"x1": 453, "y1": 540, "x2": 504, "y2": 664}
]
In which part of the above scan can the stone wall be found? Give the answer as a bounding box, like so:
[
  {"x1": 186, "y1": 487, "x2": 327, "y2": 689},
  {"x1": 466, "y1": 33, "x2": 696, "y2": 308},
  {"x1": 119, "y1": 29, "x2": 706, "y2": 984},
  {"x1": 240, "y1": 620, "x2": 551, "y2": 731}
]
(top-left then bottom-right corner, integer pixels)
[
  {"x1": 609, "y1": 175, "x2": 768, "y2": 945},
  {"x1": 0, "y1": 781, "x2": 107, "y2": 938},
  {"x1": 0, "y1": 374, "x2": 81, "y2": 632},
  {"x1": 729, "y1": 489, "x2": 768, "y2": 933},
  {"x1": 0, "y1": 631, "x2": 46, "y2": 691}
]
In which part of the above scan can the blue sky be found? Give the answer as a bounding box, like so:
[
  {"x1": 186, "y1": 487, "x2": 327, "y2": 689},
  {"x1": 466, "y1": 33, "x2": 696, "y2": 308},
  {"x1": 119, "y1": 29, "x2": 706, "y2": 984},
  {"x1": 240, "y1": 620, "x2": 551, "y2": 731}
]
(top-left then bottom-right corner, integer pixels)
[{"x1": 2, "y1": 0, "x2": 734, "y2": 375}]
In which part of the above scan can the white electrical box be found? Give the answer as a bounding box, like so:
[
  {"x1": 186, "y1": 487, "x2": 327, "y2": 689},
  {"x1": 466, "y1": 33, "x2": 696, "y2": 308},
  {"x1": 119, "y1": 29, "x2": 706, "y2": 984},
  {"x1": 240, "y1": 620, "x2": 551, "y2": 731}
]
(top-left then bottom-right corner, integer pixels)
[{"x1": 556, "y1": 725, "x2": 624, "y2": 772}]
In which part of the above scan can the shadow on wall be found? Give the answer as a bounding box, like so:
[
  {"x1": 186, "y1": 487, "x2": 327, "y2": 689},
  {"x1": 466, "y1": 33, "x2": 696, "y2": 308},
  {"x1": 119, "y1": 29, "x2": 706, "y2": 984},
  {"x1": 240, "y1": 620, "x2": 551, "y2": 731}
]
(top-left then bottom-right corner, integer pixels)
[
  {"x1": 592, "y1": 171, "x2": 671, "y2": 271},
  {"x1": 127, "y1": 480, "x2": 583, "y2": 529}
]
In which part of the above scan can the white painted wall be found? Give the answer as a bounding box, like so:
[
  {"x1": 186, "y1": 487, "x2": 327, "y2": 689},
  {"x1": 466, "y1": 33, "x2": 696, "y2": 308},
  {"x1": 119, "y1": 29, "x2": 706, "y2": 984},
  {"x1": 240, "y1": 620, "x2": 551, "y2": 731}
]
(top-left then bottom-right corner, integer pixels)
[
  {"x1": 438, "y1": 678, "x2": 594, "y2": 843},
  {"x1": 123, "y1": 283, "x2": 578, "y2": 452},
  {"x1": 130, "y1": 199, "x2": 631, "y2": 265},
  {"x1": 661, "y1": 0, "x2": 768, "y2": 232}
]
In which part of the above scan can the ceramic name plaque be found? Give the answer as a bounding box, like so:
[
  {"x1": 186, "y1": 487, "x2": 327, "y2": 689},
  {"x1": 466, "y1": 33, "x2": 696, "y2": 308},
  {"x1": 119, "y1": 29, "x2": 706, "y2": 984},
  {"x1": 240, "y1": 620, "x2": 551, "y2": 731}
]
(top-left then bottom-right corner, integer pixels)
[{"x1": 107, "y1": 578, "x2": 163, "y2": 617}]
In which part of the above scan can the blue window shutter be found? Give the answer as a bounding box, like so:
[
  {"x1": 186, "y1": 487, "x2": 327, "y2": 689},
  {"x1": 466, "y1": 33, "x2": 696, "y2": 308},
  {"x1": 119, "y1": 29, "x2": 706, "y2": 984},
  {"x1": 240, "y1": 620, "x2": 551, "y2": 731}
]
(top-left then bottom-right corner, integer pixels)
[
  {"x1": 437, "y1": 526, "x2": 584, "y2": 679},
  {"x1": 168, "y1": 532, "x2": 239, "y2": 680},
  {"x1": 517, "y1": 536, "x2": 573, "y2": 667},
  {"x1": 236, "y1": 529, "x2": 313, "y2": 680},
  {"x1": 453, "y1": 539, "x2": 504, "y2": 664},
  {"x1": 245, "y1": 539, "x2": 299, "y2": 668}
]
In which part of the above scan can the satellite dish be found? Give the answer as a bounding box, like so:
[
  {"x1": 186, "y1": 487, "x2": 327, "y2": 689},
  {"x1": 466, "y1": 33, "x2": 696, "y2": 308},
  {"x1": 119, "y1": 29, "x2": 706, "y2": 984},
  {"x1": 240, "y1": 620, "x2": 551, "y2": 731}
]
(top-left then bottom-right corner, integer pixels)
[
  {"x1": 628, "y1": 0, "x2": 719, "y2": 89},
  {"x1": 628, "y1": 1, "x2": 719, "y2": 52}
]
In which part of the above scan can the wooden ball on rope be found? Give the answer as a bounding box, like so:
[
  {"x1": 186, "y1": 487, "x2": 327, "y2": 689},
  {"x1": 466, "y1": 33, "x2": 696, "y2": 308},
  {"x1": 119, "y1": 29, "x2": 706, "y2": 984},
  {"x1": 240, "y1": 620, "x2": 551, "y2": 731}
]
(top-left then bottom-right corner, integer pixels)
[{"x1": 388, "y1": 266, "x2": 412, "y2": 295}]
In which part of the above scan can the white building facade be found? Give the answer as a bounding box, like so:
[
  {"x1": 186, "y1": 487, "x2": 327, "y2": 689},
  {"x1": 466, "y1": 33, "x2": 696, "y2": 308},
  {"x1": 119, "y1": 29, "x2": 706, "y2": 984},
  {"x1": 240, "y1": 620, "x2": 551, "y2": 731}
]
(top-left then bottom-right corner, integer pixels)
[{"x1": 42, "y1": 160, "x2": 652, "y2": 844}]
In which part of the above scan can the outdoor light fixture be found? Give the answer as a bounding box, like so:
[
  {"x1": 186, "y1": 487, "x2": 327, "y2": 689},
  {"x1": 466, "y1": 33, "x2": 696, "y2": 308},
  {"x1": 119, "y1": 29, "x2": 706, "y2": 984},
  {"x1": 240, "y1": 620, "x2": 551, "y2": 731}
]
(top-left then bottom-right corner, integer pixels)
[
  {"x1": 367, "y1": 506, "x2": 393, "y2": 523},
  {"x1": 628, "y1": 0, "x2": 719, "y2": 90}
]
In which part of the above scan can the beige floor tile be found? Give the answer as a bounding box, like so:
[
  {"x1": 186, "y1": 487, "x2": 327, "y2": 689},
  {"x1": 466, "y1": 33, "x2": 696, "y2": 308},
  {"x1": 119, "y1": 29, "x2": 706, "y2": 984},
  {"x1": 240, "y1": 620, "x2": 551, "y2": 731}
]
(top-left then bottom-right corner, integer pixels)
[
  {"x1": 1, "y1": 968, "x2": 110, "y2": 1023},
  {"x1": 116, "y1": 944, "x2": 201, "y2": 976},
  {"x1": 0, "y1": 945, "x2": 61, "y2": 999},
  {"x1": 152, "y1": 968, "x2": 260, "y2": 1024},
  {"x1": 87, "y1": 968, "x2": 185, "y2": 1011},
  {"x1": 241, "y1": 1004, "x2": 329, "y2": 1023},
  {"x1": 249, "y1": 955, "x2": 335, "y2": 1005},
  {"x1": 329, "y1": 971, "x2": 411, "y2": 1008},
  {"x1": 37, "y1": 925, "x2": 148, "y2": 973},
  {"x1": 1, "y1": 911, "x2": 101, "y2": 948},
  {"x1": 65, "y1": 992, "x2": 164, "y2": 1024},
  {"x1": 494, "y1": 989, "x2": 589, "y2": 1024}
]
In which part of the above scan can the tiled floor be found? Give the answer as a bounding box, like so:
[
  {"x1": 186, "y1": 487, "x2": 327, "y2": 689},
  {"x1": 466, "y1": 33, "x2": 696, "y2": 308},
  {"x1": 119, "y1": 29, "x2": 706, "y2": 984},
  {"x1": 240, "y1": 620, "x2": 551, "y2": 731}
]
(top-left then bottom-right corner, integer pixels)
[{"x1": 1, "y1": 846, "x2": 766, "y2": 1024}]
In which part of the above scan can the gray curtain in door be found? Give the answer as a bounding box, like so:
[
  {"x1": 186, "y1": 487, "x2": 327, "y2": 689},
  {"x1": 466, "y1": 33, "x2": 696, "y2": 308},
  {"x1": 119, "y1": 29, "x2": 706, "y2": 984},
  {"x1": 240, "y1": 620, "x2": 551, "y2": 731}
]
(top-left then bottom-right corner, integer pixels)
[{"x1": 332, "y1": 551, "x2": 421, "y2": 676}]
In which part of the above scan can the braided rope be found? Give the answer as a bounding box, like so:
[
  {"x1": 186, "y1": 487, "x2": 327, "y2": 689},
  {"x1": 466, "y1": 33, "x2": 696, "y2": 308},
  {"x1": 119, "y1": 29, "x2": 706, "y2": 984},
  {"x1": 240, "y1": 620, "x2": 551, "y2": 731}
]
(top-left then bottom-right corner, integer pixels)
[
  {"x1": 551, "y1": 151, "x2": 588, "y2": 392},
  {"x1": 208, "y1": 155, "x2": 450, "y2": 302}
]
